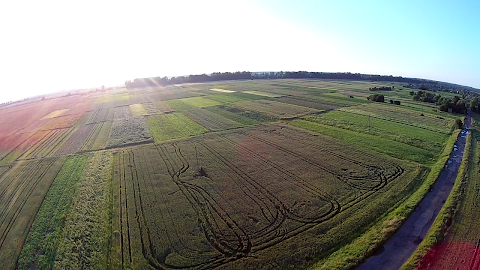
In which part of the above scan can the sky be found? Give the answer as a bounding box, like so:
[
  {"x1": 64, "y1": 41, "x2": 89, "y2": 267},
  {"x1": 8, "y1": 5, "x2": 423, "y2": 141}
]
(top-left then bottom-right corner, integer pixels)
[{"x1": 0, "y1": 0, "x2": 479, "y2": 103}]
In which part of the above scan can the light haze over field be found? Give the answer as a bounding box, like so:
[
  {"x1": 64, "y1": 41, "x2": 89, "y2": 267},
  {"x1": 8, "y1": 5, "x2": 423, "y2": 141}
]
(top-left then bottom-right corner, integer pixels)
[{"x1": 0, "y1": 0, "x2": 479, "y2": 103}]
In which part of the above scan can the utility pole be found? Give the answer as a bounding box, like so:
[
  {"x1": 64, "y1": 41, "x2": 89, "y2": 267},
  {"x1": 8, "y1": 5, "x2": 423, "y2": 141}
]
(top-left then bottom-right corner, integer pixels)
[
  {"x1": 368, "y1": 115, "x2": 371, "y2": 132},
  {"x1": 195, "y1": 144, "x2": 199, "y2": 172}
]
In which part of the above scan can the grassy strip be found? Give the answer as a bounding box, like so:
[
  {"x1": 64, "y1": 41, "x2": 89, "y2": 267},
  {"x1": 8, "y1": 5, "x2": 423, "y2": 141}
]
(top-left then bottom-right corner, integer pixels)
[
  {"x1": 401, "y1": 131, "x2": 472, "y2": 269},
  {"x1": 303, "y1": 115, "x2": 445, "y2": 154},
  {"x1": 319, "y1": 111, "x2": 447, "y2": 143},
  {"x1": 54, "y1": 152, "x2": 113, "y2": 269},
  {"x1": 17, "y1": 154, "x2": 90, "y2": 269},
  {"x1": 310, "y1": 128, "x2": 461, "y2": 270},
  {"x1": 289, "y1": 119, "x2": 435, "y2": 165}
]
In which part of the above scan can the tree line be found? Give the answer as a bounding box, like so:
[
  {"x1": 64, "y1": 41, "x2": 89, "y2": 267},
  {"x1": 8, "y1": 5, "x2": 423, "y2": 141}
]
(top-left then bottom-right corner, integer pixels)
[{"x1": 124, "y1": 71, "x2": 438, "y2": 89}]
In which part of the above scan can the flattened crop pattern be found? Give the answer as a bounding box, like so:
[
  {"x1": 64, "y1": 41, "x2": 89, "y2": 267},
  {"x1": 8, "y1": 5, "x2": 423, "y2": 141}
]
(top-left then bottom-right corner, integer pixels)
[{"x1": 111, "y1": 125, "x2": 405, "y2": 269}]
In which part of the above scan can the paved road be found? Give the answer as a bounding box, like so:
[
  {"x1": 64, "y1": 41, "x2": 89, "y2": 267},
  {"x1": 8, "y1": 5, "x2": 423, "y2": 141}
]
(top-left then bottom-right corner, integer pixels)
[{"x1": 357, "y1": 114, "x2": 471, "y2": 270}]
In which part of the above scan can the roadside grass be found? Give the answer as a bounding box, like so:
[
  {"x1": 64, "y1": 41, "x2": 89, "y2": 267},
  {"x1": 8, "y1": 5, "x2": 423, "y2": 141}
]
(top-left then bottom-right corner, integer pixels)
[
  {"x1": 312, "y1": 129, "x2": 461, "y2": 269},
  {"x1": 289, "y1": 119, "x2": 436, "y2": 165},
  {"x1": 17, "y1": 154, "x2": 90, "y2": 269}
]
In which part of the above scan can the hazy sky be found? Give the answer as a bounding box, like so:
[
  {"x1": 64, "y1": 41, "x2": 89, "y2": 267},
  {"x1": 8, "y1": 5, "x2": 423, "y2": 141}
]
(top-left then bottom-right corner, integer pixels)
[{"x1": 1, "y1": 0, "x2": 479, "y2": 103}]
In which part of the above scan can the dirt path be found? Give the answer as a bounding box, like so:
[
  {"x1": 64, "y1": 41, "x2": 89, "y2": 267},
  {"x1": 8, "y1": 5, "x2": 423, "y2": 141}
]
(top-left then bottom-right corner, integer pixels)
[{"x1": 357, "y1": 114, "x2": 471, "y2": 270}]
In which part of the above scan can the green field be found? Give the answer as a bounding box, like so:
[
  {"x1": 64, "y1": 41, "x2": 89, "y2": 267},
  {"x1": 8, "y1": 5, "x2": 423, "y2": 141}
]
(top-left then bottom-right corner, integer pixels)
[
  {"x1": 146, "y1": 112, "x2": 209, "y2": 142},
  {"x1": 0, "y1": 79, "x2": 467, "y2": 269},
  {"x1": 18, "y1": 154, "x2": 90, "y2": 269}
]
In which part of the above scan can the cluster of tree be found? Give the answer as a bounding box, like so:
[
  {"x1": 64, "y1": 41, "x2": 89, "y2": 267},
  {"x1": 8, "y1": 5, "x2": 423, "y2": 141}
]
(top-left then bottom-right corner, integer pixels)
[
  {"x1": 367, "y1": 94, "x2": 384, "y2": 102},
  {"x1": 411, "y1": 90, "x2": 441, "y2": 103},
  {"x1": 369, "y1": 86, "x2": 393, "y2": 91},
  {"x1": 455, "y1": 119, "x2": 463, "y2": 129},
  {"x1": 124, "y1": 71, "x2": 436, "y2": 89},
  {"x1": 389, "y1": 100, "x2": 401, "y2": 105},
  {"x1": 410, "y1": 90, "x2": 468, "y2": 114},
  {"x1": 470, "y1": 98, "x2": 480, "y2": 113}
]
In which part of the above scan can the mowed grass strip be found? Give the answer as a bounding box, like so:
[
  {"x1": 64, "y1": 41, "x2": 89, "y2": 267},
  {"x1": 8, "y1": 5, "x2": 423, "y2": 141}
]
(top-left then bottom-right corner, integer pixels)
[
  {"x1": 17, "y1": 154, "x2": 90, "y2": 270},
  {"x1": 183, "y1": 108, "x2": 243, "y2": 131},
  {"x1": 129, "y1": 103, "x2": 148, "y2": 117},
  {"x1": 146, "y1": 113, "x2": 208, "y2": 143},
  {"x1": 289, "y1": 119, "x2": 435, "y2": 164},
  {"x1": 236, "y1": 99, "x2": 319, "y2": 119}
]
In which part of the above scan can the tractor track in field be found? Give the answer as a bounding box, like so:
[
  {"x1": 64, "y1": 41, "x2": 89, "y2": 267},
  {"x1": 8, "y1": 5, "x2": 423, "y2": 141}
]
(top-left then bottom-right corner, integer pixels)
[{"x1": 111, "y1": 126, "x2": 407, "y2": 269}]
